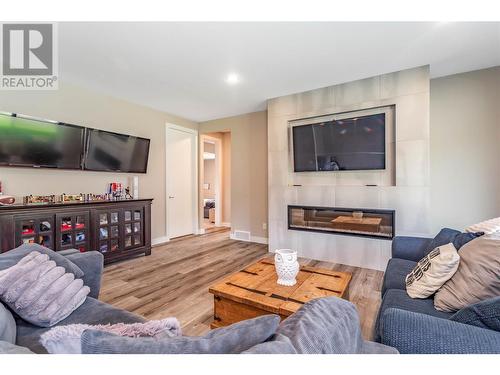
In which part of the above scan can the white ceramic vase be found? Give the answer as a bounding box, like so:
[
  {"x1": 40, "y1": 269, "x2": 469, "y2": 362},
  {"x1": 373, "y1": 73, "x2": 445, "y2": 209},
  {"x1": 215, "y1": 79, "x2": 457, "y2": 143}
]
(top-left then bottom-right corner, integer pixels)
[{"x1": 274, "y1": 249, "x2": 299, "y2": 286}]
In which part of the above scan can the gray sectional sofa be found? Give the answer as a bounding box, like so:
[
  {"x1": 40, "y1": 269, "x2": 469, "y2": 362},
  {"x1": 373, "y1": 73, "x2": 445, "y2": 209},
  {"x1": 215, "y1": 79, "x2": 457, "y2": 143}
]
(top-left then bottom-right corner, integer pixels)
[
  {"x1": 376, "y1": 232, "x2": 500, "y2": 353},
  {"x1": 1, "y1": 245, "x2": 396, "y2": 354}
]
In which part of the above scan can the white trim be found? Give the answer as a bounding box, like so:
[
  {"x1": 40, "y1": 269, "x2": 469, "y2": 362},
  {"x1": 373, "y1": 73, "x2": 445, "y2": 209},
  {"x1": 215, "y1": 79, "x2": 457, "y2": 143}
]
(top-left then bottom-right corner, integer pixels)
[
  {"x1": 250, "y1": 236, "x2": 269, "y2": 245},
  {"x1": 165, "y1": 123, "x2": 198, "y2": 135},
  {"x1": 229, "y1": 232, "x2": 268, "y2": 245},
  {"x1": 165, "y1": 123, "x2": 199, "y2": 241},
  {"x1": 197, "y1": 228, "x2": 206, "y2": 235},
  {"x1": 152, "y1": 236, "x2": 169, "y2": 246},
  {"x1": 221, "y1": 222, "x2": 231, "y2": 228}
]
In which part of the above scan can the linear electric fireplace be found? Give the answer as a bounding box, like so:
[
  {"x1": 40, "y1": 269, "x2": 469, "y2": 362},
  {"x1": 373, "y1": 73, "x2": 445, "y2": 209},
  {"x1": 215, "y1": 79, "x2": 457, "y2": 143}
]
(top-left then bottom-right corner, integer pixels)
[{"x1": 288, "y1": 205, "x2": 395, "y2": 240}]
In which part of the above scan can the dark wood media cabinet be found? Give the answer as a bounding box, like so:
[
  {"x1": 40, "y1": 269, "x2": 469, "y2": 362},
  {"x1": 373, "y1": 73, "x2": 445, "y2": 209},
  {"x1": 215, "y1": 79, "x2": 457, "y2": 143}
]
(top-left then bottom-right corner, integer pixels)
[{"x1": 0, "y1": 198, "x2": 152, "y2": 264}]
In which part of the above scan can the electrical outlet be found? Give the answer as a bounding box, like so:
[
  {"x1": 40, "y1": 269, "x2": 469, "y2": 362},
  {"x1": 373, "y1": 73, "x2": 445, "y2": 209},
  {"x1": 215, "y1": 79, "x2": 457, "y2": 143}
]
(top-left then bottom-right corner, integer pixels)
[{"x1": 262, "y1": 222, "x2": 267, "y2": 231}]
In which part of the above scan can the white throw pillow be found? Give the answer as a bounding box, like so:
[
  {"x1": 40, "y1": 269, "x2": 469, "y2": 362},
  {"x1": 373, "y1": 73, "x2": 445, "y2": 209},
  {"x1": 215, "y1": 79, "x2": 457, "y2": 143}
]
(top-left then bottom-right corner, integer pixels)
[
  {"x1": 0, "y1": 251, "x2": 89, "y2": 327},
  {"x1": 405, "y1": 243, "x2": 460, "y2": 299},
  {"x1": 466, "y1": 217, "x2": 500, "y2": 235}
]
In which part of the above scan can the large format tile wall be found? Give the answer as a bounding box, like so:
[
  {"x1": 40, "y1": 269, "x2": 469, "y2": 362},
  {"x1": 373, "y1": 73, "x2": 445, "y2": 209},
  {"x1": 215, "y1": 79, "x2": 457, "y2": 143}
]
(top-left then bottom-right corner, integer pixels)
[{"x1": 267, "y1": 66, "x2": 430, "y2": 271}]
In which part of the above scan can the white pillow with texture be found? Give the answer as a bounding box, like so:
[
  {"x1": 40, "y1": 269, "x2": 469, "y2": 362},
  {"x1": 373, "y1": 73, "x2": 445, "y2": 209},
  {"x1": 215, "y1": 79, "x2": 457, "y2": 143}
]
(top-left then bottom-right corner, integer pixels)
[
  {"x1": 0, "y1": 251, "x2": 89, "y2": 327},
  {"x1": 405, "y1": 243, "x2": 460, "y2": 299},
  {"x1": 466, "y1": 217, "x2": 500, "y2": 234}
]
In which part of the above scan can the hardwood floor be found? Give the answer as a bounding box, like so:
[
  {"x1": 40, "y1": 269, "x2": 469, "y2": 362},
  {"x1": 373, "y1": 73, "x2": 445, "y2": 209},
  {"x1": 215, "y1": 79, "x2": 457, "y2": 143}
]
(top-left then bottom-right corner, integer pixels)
[{"x1": 101, "y1": 228, "x2": 384, "y2": 339}]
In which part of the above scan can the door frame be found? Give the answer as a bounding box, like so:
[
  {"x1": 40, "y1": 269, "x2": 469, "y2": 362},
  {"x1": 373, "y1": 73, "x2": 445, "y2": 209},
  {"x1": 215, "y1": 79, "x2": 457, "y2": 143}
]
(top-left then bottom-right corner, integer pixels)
[
  {"x1": 165, "y1": 123, "x2": 199, "y2": 241},
  {"x1": 200, "y1": 134, "x2": 223, "y2": 228}
]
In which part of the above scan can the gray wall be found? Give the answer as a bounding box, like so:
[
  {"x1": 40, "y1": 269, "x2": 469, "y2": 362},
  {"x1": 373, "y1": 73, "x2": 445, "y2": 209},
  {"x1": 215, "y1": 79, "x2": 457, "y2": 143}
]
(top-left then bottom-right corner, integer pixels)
[
  {"x1": 0, "y1": 82, "x2": 198, "y2": 243},
  {"x1": 430, "y1": 66, "x2": 500, "y2": 232},
  {"x1": 268, "y1": 66, "x2": 430, "y2": 271}
]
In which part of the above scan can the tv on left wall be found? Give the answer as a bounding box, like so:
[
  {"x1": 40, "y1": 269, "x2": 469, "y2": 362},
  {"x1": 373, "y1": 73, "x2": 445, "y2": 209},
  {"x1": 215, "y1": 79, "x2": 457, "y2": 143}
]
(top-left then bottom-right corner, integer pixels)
[{"x1": 0, "y1": 113, "x2": 86, "y2": 170}]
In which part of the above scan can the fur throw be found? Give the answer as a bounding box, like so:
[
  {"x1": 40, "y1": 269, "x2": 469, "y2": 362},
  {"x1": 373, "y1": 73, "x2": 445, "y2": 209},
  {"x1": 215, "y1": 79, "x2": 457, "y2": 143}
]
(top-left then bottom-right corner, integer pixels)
[{"x1": 40, "y1": 318, "x2": 181, "y2": 354}]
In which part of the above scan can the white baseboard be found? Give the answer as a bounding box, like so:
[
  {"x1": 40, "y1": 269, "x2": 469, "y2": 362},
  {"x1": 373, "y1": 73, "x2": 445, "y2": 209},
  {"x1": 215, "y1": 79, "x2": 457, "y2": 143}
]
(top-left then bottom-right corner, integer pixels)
[
  {"x1": 197, "y1": 228, "x2": 206, "y2": 235},
  {"x1": 250, "y1": 236, "x2": 268, "y2": 245},
  {"x1": 221, "y1": 222, "x2": 231, "y2": 227},
  {"x1": 229, "y1": 232, "x2": 268, "y2": 245},
  {"x1": 152, "y1": 236, "x2": 169, "y2": 246}
]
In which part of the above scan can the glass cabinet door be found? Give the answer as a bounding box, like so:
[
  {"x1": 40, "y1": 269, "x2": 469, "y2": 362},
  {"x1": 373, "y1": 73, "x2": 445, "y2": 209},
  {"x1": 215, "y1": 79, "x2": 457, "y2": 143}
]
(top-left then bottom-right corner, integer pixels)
[
  {"x1": 95, "y1": 209, "x2": 122, "y2": 255},
  {"x1": 124, "y1": 207, "x2": 143, "y2": 250},
  {"x1": 15, "y1": 215, "x2": 55, "y2": 250},
  {"x1": 56, "y1": 212, "x2": 90, "y2": 252}
]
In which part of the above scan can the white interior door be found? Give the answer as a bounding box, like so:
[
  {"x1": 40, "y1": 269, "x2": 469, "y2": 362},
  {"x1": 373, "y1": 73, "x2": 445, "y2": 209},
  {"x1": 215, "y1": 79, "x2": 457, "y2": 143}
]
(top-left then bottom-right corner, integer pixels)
[{"x1": 166, "y1": 125, "x2": 198, "y2": 239}]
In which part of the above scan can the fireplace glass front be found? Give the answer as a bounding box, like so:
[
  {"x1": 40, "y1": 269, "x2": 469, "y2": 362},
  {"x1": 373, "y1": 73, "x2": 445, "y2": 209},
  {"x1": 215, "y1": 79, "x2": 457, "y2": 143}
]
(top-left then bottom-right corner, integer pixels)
[{"x1": 288, "y1": 205, "x2": 394, "y2": 240}]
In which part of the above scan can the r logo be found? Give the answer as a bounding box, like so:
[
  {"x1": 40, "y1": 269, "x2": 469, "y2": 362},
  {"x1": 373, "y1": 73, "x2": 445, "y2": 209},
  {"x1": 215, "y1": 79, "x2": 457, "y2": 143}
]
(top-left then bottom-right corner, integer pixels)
[{"x1": 2, "y1": 24, "x2": 53, "y2": 76}]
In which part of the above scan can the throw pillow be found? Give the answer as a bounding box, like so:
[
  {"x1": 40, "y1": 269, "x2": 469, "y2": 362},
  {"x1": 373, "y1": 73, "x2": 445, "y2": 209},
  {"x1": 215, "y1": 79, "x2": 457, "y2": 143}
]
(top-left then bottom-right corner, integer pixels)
[
  {"x1": 241, "y1": 334, "x2": 297, "y2": 354},
  {"x1": 40, "y1": 317, "x2": 181, "y2": 354},
  {"x1": 274, "y1": 296, "x2": 398, "y2": 354},
  {"x1": 424, "y1": 228, "x2": 483, "y2": 257},
  {"x1": 405, "y1": 243, "x2": 460, "y2": 299},
  {"x1": 434, "y1": 235, "x2": 500, "y2": 312},
  {"x1": 466, "y1": 217, "x2": 500, "y2": 235},
  {"x1": 0, "y1": 251, "x2": 90, "y2": 327},
  {"x1": 0, "y1": 243, "x2": 84, "y2": 278},
  {"x1": 450, "y1": 297, "x2": 500, "y2": 332},
  {"x1": 81, "y1": 314, "x2": 280, "y2": 354},
  {"x1": 0, "y1": 303, "x2": 16, "y2": 344}
]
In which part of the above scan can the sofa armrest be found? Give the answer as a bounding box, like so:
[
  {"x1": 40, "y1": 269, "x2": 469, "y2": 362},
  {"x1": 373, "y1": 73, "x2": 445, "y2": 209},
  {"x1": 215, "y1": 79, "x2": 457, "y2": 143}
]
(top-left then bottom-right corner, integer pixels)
[
  {"x1": 63, "y1": 251, "x2": 104, "y2": 299},
  {"x1": 58, "y1": 249, "x2": 80, "y2": 256},
  {"x1": 391, "y1": 236, "x2": 431, "y2": 261},
  {"x1": 381, "y1": 308, "x2": 500, "y2": 354}
]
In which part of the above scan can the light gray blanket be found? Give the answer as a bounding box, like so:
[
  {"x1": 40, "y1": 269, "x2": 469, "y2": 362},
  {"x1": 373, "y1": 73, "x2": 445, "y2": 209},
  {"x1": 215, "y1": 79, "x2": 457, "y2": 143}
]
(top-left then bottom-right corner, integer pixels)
[{"x1": 0, "y1": 251, "x2": 89, "y2": 327}]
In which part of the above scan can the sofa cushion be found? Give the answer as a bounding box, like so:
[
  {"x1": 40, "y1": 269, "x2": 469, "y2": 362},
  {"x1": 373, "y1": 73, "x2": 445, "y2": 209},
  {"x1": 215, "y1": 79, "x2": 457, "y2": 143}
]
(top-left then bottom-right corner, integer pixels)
[
  {"x1": 424, "y1": 228, "x2": 460, "y2": 256},
  {"x1": 0, "y1": 243, "x2": 83, "y2": 278},
  {"x1": 453, "y1": 231, "x2": 485, "y2": 249},
  {"x1": 435, "y1": 234, "x2": 500, "y2": 312},
  {"x1": 15, "y1": 296, "x2": 145, "y2": 353},
  {"x1": 0, "y1": 302, "x2": 16, "y2": 344},
  {"x1": 450, "y1": 297, "x2": 500, "y2": 332},
  {"x1": 381, "y1": 308, "x2": 500, "y2": 354},
  {"x1": 241, "y1": 334, "x2": 298, "y2": 354},
  {"x1": 374, "y1": 289, "x2": 452, "y2": 341},
  {"x1": 81, "y1": 314, "x2": 280, "y2": 354},
  {"x1": 0, "y1": 340, "x2": 34, "y2": 354},
  {"x1": 275, "y1": 297, "x2": 398, "y2": 354},
  {"x1": 424, "y1": 228, "x2": 483, "y2": 257},
  {"x1": 382, "y1": 258, "x2": 416, "y2": 296}
]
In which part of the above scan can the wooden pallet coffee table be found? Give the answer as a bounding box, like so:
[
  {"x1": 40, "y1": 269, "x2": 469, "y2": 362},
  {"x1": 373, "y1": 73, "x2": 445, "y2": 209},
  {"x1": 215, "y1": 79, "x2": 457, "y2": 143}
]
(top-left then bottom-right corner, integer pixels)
[{"x1": 208, "y1": 258, "x2": 352, "y2": 328}]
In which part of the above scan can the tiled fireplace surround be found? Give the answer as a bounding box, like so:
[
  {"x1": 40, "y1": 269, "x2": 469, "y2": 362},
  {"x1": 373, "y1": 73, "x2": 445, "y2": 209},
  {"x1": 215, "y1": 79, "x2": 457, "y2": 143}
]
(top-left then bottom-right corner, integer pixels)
[{"x1": 267, "y1": 66, "x2": 430, "y2": 271}]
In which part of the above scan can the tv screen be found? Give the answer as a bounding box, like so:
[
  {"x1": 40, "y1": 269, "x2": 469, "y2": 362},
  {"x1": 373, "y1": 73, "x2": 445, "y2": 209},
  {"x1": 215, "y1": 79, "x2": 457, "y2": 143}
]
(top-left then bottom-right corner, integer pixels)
[
  {"x1": 0, "y1": 113, "x2": 85, "y2": 169},
  {"x1": 84, "y1": 129, "x2": 150, "y2": 173},
  {"x1": 292, "y1": 113, "x2": 386, "y2": 172}
]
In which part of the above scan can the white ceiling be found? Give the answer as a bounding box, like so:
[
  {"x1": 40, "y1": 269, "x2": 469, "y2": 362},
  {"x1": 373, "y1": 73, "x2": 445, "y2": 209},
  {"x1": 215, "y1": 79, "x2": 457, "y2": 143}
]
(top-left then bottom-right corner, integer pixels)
[{"x1": 59, "y1": 22, "x2": 500, "y2": 122}]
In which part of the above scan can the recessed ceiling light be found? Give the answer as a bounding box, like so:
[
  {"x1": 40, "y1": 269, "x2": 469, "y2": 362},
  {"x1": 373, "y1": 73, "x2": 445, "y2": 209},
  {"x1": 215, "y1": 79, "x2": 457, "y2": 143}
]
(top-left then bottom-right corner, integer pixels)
[{"x1": 225, "y1": 73, "x2": 240, "y2": 85}]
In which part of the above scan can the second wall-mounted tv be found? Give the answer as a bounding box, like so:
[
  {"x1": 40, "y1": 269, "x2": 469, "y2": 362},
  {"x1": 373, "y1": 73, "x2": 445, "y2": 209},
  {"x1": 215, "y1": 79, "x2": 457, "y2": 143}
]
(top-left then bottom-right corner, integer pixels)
[
  {"x1": 84, "y1": 129, "x2": 150, "y2": 173},
  {"x1": 292, "y1": 113, "x2": 386, "y2": 172}
]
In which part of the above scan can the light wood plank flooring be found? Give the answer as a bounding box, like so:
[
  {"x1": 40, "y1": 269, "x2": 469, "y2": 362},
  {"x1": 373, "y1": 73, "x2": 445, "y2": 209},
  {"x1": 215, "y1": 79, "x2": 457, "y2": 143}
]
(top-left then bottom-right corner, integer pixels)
[{"x1": 101, "y1": 228, "x2": 384, "y2": 339}]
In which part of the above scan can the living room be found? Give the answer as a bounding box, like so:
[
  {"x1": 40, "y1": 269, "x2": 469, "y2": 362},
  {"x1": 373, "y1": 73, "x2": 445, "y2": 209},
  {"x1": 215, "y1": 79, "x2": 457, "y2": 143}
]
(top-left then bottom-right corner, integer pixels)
[{"x1": 1, "y1": 1, "x2": 499, "y2": 373}]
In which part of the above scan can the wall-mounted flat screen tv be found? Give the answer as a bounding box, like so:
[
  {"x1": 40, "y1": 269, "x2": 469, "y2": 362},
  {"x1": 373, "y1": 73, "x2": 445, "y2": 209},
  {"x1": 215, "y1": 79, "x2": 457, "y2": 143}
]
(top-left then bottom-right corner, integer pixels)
[
  {"x1": 0, "y1": 113, "x2": 85, "y2": 169},
  {"x1": 292, "y1": 113, "x2": 386, "y2": 172},
  {"x1": 84, "y1": 129, "x2": 150, "y2": 173}
]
